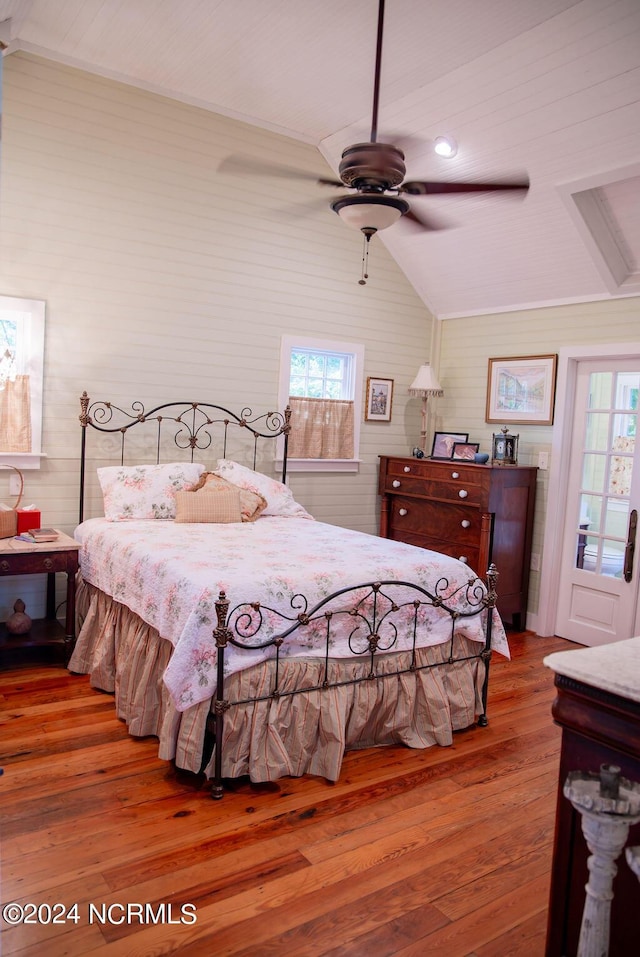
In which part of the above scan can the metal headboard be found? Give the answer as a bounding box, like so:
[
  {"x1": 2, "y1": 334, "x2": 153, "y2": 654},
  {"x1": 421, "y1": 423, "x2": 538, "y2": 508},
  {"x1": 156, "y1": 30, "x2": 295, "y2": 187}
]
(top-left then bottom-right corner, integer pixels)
[{"x1": 78, "y1": 392, "x2": 291, "y2": 523}]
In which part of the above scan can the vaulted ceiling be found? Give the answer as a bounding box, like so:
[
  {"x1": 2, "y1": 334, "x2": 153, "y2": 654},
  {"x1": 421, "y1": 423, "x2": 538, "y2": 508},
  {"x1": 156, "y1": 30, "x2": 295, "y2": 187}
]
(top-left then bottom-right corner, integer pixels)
[{"x1": 1, "y1": 0, "x2": 639, "y2": 318}]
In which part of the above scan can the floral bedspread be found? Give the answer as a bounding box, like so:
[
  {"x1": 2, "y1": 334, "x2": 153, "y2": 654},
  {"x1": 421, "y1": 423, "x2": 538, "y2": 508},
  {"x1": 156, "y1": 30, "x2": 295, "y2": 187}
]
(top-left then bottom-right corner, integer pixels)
[{"x1": 75, "y1": 517, "x2": 509, "y2": 710}]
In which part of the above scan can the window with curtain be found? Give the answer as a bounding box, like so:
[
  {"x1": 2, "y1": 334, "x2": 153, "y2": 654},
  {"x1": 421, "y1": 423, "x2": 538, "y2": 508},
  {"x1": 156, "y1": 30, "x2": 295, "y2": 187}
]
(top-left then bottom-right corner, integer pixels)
[
  {"x1": 0, "y1": 297, "x2": 45, "y2": 467},
  {"x1": 279, "y1": 336, "x2": 364, "y2": 472}
]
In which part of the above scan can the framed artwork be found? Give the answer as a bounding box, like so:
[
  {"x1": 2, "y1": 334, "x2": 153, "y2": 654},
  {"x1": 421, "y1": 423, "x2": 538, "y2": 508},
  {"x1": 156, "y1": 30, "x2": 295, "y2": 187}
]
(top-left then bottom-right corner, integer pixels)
[
  {"x1": 452, "y1": 441, "x2": 479, "y2": 461},
  {"x1": 486, "y1": 354, "x2": 558, "y2": 425},
  {"x1": 431, "y1": 431, "x2": 468, "y2": 460},
  {"x1": 365, "y1": 377, "x2": 393, "y2": 421}
]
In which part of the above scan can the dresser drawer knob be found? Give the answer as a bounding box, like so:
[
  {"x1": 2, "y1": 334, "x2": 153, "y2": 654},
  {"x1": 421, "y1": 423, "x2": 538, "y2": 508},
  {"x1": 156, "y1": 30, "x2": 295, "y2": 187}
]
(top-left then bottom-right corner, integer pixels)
[
  {"x1": 0, "y1": 560, "x2": 9, "y2": 573},
  {"x1": 451, "y1": 471, "x2": 460, "y2": 479},
  {"x1": 403, "y1": 466, "x2": 411, "y2": 473},
  {"x1": 461, "y1": 520, "x2": 471, "y2": 528},
  {"x1": 398, "y1": 508, "x2": 408, "y2": 517},
  {"x1": 458, "y1": 489, "x2": 468, "y2": 499},
  {"x1": 392, "y1": 480, "x2": 401, "y2": 488},
  {"x1": 458, "y1": 556, "x2": 469, "y2": 564}
]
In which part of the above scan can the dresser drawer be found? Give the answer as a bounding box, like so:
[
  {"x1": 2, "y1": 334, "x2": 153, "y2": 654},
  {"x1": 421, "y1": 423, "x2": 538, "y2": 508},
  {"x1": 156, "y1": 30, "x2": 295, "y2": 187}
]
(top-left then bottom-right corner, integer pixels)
[
  {"x1": 384, "y1": 472, "x2": 484, "y2": 506},
  {"x1": 389, "y1": 498, "x2": 481, "y2": 546},
  {"x1": 388, "y1": 526, "x2": 480, "y2": 570},
  {"x1": 0, "y1": 550, "x2": 77, "y2": 576},
  {"x1": 382, "y1": 457, "x2": 488, "y2": 506},
  {"x1": 385, "y1": 458, "x2": 482, "y2": 484}
]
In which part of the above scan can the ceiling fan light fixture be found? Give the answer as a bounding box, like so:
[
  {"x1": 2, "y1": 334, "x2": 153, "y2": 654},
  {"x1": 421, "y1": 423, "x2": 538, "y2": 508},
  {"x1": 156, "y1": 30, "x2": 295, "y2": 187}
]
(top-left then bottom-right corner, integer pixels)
[
  {"x1": 331, "y1": 194, "x2": 409, "y2": 233},
  {"x1": 434, "y1": 136, "x2": 457, "y2": 158}
]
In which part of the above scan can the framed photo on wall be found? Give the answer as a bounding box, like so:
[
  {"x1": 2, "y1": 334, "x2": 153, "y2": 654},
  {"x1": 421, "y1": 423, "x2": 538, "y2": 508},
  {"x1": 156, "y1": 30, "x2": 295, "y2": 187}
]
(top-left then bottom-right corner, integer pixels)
[
  {"x1": 486, "y1": 354, "x2": 558, "y2": 425},
  {"x1": 365, "y1": 377, "x2": 394, "y2": 421}
]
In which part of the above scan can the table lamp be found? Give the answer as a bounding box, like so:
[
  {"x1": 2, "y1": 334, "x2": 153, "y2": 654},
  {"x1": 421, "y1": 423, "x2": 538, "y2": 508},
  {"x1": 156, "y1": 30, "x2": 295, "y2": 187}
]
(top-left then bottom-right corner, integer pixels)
[{"x1": 408, "y1": 364, "x2": 444, "y2": 455}]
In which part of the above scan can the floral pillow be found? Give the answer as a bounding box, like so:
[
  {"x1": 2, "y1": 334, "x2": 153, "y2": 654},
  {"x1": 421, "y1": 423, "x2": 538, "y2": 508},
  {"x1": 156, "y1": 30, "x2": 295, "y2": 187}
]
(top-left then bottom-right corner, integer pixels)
[
  {"x1": 213, "y1": 460, "x2": 314, "y2": 519},
  {"x1": 97, "y1": 463, "x2": 205, "y2": 521}
]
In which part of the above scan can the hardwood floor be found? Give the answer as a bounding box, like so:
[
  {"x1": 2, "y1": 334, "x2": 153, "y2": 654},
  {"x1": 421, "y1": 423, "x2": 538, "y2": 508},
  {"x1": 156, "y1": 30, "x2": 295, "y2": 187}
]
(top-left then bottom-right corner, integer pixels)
[{"x1": 0, "y1": 631, "x2": 570, "y2": 956}]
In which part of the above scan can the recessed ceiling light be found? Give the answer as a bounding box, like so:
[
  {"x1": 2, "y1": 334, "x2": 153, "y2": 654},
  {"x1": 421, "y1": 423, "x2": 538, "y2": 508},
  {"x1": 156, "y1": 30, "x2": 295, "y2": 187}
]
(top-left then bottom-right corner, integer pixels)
[{"x1": 434, "y1": 136, "x2": 457, "y2": 158}]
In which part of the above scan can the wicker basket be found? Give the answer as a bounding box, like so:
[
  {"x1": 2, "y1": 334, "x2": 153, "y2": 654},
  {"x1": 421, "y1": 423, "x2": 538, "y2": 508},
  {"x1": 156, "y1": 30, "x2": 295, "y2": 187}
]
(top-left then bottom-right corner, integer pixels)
[{"x1": 0, "y1": 465, "x2": 24, "y2": 539}]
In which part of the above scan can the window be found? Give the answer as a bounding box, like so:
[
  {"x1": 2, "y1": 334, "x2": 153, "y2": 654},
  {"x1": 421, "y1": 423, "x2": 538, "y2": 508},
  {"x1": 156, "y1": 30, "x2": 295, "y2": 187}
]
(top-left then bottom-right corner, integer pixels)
[
  {"x1": 279, "y1": 336, "x2": 364, "y2": 472},
  {"x1": 0, "y1": 296, "x2": 46, "y2": 468}
]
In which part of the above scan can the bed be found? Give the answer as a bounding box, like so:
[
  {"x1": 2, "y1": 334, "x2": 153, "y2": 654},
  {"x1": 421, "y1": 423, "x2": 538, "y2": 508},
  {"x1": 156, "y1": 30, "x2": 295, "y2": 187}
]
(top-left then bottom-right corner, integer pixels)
[{"x1": 70, "y1": 393, "x2": 507, "y2": 798}]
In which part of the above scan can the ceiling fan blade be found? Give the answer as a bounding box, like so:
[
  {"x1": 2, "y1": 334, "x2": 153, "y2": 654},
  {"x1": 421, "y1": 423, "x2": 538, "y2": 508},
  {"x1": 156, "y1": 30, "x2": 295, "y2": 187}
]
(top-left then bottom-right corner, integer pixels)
[
  {"x1": 400, "y1": 178, "x2": 529, "y2": 196},
  {"x1": 218, "y1": 154, "x2": 343, "y2": 189},
  {"x1": 272, "y1": 196, "x2": 341, "y2": 221},
  {"x1": 401, "y1": 206, "x2": 449, "y2": 232}
]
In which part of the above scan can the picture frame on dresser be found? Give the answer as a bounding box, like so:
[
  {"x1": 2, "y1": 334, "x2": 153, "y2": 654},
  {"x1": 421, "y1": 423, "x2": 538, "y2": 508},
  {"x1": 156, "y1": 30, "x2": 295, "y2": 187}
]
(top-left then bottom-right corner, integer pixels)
[
  {"x1": 452, "y1": 442, "x2": 479, "y2": 461},
  {"x1": 431, "y1": 431, "x2": 468, "y2": 460}
]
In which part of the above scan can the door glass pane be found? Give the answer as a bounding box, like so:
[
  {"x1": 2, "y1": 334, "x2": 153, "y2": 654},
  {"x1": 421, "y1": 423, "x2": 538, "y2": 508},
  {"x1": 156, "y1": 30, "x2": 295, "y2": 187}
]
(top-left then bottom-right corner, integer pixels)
[
  {"x1": 588, "y1": 372, "x2": 612, "y2": 409},
  {"x1": 603, "y1": 499, "x2": 629, "y2": 537},
  {"x1": 582, "y1": 454, "x2": 606, "y2": 494},
  {"x1": 615, "y1": 373, "x2": 640, "y2": 412},
  {"x1": 580, "y1": 493, "x2": 601, "y2": 534},
  {"x1": 601, "y1": 539, "x2": 625, "y2": 578},
  {"x1": 584, "y1": 413, "x2": 609, "y2": 451},
  {"x1": 611, "y1": 413, "x2": 636, "y2": 446},
  {"x1": 581, "y1": 535, "x2": 600, "y2": 572},
  {"x1": 609, "y1": 448, "x2": 633, "y2": 496}
]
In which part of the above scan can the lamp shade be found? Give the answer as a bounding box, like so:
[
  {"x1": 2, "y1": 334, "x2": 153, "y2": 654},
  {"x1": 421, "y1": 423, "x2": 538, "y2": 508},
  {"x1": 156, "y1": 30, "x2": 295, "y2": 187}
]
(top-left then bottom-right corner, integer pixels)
[
  {"x1": 331, "y1": 195, "x2": 409, "y2": 233},
  {"x1": 408, "y1": 364, "x2": 443, "y2": 396}
]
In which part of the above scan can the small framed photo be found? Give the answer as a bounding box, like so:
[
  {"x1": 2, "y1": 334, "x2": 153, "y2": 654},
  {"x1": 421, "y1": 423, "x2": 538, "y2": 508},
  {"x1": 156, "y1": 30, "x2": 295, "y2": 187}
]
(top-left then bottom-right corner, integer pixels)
[
  {"x1": 431, "y1": 431, "x2": 469, "y2": 460},
  {"x1": 452, "y1": 442, "x2": 479, "y2": 461},
  {"x1": 486, "y1": 354, "x2": 558, "y2": 425},
  {"x1": 365, "y1": 377, "x2": 394, "y2": 421}
]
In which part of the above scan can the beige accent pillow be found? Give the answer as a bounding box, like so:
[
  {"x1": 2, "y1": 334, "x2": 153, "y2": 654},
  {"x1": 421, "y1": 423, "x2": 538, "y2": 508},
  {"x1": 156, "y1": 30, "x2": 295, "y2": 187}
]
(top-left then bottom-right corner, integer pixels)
[
  {"x1": 174, "y1": 487, "x2": 242, "y2": 524},
  {"x1": 189, "y1": 472, "x2": 267, "y2": 522}
]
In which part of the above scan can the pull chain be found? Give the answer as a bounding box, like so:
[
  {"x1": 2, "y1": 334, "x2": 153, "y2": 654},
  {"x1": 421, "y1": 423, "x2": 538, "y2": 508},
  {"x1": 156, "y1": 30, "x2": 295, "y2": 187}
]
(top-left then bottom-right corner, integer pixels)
[{"x1": 359, "y1": 232, "x2": 372, "y2": 285}]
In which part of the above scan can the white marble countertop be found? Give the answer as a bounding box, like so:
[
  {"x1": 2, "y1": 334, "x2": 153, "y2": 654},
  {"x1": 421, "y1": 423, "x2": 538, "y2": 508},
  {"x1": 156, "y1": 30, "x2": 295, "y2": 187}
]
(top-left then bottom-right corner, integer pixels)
[{"x1": 543, "y1": 637, "x2": 640, "y2": 704}]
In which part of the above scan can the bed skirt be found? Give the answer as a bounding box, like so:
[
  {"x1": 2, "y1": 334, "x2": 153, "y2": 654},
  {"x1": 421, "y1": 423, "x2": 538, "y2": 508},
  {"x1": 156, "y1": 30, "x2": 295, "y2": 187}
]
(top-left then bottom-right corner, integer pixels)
[{"x1": 71, "y1": 578, "x2": 487, "y2": 784}]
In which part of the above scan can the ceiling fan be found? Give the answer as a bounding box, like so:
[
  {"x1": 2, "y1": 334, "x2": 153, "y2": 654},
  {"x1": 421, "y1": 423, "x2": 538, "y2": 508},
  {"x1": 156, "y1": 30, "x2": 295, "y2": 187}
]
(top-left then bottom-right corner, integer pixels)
[{"x1": 219, "y1": 0, "x2": 529, "y2": 280}]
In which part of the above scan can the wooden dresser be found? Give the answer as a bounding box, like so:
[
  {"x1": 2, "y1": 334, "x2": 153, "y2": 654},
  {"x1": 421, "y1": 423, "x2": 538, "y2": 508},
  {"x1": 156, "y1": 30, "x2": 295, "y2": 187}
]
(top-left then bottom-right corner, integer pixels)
[{"x1": 378, "y1": 455, "x2": 537, "y2": 627}]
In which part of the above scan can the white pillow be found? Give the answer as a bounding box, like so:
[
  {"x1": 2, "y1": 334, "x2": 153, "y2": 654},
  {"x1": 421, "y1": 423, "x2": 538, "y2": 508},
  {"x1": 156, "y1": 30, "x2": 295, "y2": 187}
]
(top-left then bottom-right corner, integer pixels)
[
  {"x1": 213, "y1": 460, "x2": 314, "y2": 519},
  {"x1": 98, "y1": 463, "x2": 205, "y2": 521}
]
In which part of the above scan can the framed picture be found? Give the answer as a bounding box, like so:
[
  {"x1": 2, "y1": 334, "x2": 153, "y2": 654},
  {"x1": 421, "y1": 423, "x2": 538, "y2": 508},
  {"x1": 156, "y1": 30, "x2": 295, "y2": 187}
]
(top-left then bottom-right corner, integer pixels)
[
  {"x1": 486, "y1": 354, "x2": 558, "y2": 425},
  {"x1": 431, "y1": 431, "x2": 469, "y2": 460},
  {"x1": 452, "y1": 441, "x2": 479, "y2": 461},
  {"x1": 365, "y1": 377, "x2": 394, "y2": 421}
]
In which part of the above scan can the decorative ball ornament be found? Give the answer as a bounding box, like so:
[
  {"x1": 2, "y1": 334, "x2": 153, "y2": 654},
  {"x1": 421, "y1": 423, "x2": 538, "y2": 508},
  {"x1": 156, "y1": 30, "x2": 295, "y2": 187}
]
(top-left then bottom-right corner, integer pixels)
[{"x1": 6, "y1": 598, "x2": 32, "y2": 635}]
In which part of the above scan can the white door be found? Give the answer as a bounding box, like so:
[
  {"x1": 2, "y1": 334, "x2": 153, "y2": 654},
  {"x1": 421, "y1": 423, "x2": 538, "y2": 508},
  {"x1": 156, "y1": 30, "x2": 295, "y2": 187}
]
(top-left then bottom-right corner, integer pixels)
[{"x1": 555, "y1": 360, "x2": 640, "y2": 645}]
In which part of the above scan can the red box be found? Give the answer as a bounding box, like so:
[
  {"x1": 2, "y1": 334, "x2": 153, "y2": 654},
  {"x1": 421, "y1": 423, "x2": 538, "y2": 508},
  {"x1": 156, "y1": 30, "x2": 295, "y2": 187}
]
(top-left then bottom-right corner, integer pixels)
[{"x1": 16, "y1": 509, "x2": 41, "y2": 534}]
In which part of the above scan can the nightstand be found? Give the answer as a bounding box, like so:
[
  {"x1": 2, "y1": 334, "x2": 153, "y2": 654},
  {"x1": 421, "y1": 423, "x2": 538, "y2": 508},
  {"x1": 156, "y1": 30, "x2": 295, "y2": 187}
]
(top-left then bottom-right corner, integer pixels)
[{"x1": 0, "y1": 531, "x2": 80, "y2": 668}]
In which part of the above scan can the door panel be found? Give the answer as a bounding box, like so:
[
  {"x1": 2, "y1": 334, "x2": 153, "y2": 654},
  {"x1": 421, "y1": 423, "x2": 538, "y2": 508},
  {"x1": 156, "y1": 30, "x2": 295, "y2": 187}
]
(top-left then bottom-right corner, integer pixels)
[{"x1": 555, "y1": 361, "x2": 639, "y2": 644}]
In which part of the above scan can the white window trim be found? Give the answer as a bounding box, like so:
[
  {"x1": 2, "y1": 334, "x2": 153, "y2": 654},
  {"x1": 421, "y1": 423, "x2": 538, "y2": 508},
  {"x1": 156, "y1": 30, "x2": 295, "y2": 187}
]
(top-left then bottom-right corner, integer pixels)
[
  {"x1": 0, "y1": 296, "x2": 46, "y2": 469},
  {"x1": 278, "y1": 335, "x2": 364, "y2": 473}
]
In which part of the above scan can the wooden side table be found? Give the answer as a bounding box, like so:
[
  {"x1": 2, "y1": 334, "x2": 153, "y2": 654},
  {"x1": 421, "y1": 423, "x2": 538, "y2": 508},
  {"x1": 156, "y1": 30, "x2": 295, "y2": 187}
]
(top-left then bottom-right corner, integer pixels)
[
  {"x1": 0, "y1": 531, "x2": 80, "y2": 667},
  {"x1": 544, "y1": 639, "x2": 640, "y2": 956}
]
